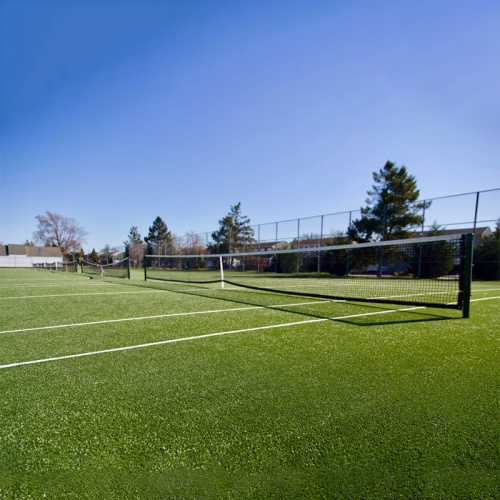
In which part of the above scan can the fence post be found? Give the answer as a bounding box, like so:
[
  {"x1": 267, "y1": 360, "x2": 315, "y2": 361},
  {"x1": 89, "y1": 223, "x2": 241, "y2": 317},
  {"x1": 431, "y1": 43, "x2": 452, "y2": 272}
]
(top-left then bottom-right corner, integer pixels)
[
  {"x1": 346, "y1": 211, "x2": 352, "y2": 276},
  {"x1": 318, "y1": 215, "x2": 324, "y2": 274},
  {"x1": 297, "y1": 218, "x2": 300, "y2": 273},
  {"x1": 421, "y1": 201, "x2": 426, "y2": 235}
]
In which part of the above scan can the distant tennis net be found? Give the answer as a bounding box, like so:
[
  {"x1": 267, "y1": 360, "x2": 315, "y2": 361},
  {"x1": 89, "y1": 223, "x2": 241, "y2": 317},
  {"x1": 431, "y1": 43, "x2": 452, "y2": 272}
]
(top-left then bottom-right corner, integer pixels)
[
  {"x1": 145, "y1": 234, "x2": 473, "y2": 317},
  {"x1": 56, "y1": 260, "x2": 79, "y2": 273},
  {"x1": 81, "y1": 257, "x2": 130, "y2": 279}
]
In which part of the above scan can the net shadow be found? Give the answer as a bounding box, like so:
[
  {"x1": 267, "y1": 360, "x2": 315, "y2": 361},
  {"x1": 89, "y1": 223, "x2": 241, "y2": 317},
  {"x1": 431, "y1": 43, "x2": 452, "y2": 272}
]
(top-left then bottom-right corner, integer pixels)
[{"x1": 114, "y1": 278, "x2": 460, "y2": 328}]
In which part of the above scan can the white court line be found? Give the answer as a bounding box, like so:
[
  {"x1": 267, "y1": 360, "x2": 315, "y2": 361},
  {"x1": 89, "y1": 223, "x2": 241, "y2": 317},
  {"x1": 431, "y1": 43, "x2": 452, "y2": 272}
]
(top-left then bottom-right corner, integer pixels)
[
  {"x1": 468, "y1": 296, "x2": 500, "y2": 302},
  {"x1": 1, "y1": 297, "x2": 498, "y2": 370},
  {"x1": 0, "y1": 306, "x2": 424, "y2": 369},
  {"x1": 0, "y1": 282, "x2": 112, "y2": 288},
  {"x1": 0, "y1": 290, "x2": 170, "y2": 300},
  {"x1": 0, "y1": 299, "x2": 334, "y2": 335}
]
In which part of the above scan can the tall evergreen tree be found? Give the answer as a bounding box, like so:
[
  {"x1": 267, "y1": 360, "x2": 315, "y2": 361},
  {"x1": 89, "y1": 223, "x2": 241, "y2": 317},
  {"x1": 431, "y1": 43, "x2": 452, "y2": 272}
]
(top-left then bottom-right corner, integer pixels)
[
  {"x1": 208, "y1": 203, "x2": 255, "y2": 254},
  {"x1": 124, "y1": 226, "x2": 145, "y2": 268},
  {"x1": 145, "y1": 217, "x2": 172, "y2": 254},
  {"x1": 89, "y1": 248, "x2": 99, "y2": 263},
  {"x1": 350, "y1": 161, "x2": 429, "y2": 242}
]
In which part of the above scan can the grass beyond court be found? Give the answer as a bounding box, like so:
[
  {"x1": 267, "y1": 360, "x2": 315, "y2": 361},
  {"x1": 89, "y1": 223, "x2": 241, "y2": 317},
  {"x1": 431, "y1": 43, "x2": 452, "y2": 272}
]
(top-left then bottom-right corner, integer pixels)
[{"x1": 0, "y1": 268, "x2": 499, "y2": 499}]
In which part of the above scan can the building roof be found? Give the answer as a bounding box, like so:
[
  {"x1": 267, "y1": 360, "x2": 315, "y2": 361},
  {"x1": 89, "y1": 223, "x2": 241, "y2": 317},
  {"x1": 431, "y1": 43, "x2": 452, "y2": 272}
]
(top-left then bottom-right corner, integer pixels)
[
  {"x1": 7, "y1": 244, "x2": 63, "y2": 257},
  {"x1": 412, "y1": 227, "x2": 492, "y2": 239}
]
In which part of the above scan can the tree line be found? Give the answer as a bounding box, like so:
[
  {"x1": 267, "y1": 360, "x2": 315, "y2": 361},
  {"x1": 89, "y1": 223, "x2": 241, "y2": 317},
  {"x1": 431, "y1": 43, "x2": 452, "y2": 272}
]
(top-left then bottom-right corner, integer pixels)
[{"x1": 31, "y1": 162, "x2": 499, "y2": 279}]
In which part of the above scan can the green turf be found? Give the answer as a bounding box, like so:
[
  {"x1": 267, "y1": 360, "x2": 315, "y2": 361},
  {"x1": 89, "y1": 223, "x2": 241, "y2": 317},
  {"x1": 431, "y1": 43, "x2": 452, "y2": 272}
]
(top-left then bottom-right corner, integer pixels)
[{"x1": 0, "y1": 268, "x2": 499, "y2": 499}]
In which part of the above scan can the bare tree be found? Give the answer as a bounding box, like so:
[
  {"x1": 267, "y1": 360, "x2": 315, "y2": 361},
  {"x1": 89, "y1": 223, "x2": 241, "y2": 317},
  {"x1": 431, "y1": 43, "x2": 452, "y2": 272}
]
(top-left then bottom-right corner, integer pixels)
[
  {"x1": 33, "y1": 211, "x2": 88, "y2": 256},
  {"x1": 183, "y1": 231, "x2": 206, "y2": 254}
]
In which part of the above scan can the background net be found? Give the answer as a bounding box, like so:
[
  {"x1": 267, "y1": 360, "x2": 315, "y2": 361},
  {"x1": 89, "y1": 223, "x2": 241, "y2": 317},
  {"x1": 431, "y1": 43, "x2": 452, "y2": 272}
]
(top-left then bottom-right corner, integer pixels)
[
  {"x1": 81, "y1": 258, "x2": 130, "y2": 278},
  {"x1": 56, "y1": 261, "x2": 79, "y2": 273}
]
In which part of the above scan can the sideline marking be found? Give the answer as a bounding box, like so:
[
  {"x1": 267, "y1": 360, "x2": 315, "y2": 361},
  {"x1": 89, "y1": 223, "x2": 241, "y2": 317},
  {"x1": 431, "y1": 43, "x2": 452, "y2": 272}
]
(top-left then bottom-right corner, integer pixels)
[
  {"x1": 2, "y1": 297, "x2": 497, "y2": 370},
  {"x1": 468, "y1": 296, "x2": 500, "y2": 302},
  {"x1": 0, "y1": 299, "x2": 334, "y2": 334},
  {"x1": 0, "y1": 306, "x2": 424, "y2": 369},
  {"x1": 0, "y1": 282, "x2": 111, "y2": 288},
  {"x1": 0, "y1": 290, "x2": 170, "y2": 300}
]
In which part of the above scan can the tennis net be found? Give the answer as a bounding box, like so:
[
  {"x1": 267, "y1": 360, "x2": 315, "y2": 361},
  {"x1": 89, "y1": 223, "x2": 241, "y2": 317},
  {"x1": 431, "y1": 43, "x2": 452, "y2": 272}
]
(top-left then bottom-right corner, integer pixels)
[
  {"x1": 33, "y1": 262, "x2": 58, "y2": 270},
  {"x1": 145, "y1": 234, "x2": 473, "y2": 317},
  {"x1": 81, "y1": 257, "x2": 130, "y2": 279},
  {"x1": 56, "y1": 260, "x2": 79, "y2": 273}
]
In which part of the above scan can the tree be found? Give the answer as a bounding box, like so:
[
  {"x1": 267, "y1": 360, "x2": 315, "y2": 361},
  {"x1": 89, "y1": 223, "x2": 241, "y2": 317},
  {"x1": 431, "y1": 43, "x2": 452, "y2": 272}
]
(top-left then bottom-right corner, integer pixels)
[
  {"x1": 473, "y1": 220, "x2": 500, "y2": 280},
  {"x1": 270, "y1": 242, "x2": 296, "y2": 273},
  {"x1": 427, "y1": 221, "x2": 445, "y2": 236},
  {"x1": 207, "y1": 203, "x2": 255, "y2": 254},
  {"x1": 321, "y1": 233, "x2": 350, "y2": 275},
  {"x1": 89, "y1": 248, "x2": 99, "y2": 263},
  {"x1": 33, "y1": 211, "x2": 88, "y2": 256},
  {"x1": 182, "y1": 231, "x2": 206, "y2": 254},
  {"x1": 124, "y1": 226, "x2": 145, "y2": 267},
  {"x1": 408, "y1": 239, "x2": 456, "y2": 279},
  {"x1": 350, "y1": 161, "x2": 429, "y2": 242},
  {"x1": 145, "y1": 217, "x2": 172, "y2": 255},
  {"x1": 101, "y1": 244, "x2": 112, "y2": 264}
]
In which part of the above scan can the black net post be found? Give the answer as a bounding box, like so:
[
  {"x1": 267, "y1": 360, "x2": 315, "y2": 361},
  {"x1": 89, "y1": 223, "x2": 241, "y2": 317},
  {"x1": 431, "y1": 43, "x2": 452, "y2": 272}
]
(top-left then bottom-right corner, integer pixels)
[{"x1": 461, "y1": 233, "x2": 474, "y2": 319}]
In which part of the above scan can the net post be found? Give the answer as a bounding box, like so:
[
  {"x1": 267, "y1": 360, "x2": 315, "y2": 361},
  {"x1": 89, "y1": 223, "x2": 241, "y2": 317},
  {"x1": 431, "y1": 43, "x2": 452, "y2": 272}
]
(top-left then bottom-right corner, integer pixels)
[
  {"x1": 127, "y1": 257, "x2": 131, "y2": 279},
  {"x1": 219, "y1": 256, "x2": 225, "y2": 289},
  {"x1": 461, "y1": 233, "x2": 473, "y2": 319}
]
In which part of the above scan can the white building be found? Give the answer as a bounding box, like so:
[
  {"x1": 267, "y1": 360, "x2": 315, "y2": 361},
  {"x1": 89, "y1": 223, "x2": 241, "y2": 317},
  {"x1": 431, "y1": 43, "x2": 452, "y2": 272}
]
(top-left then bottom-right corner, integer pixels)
[{"x1": 0, "y1": 244, "x2": 63, "y2": 267}]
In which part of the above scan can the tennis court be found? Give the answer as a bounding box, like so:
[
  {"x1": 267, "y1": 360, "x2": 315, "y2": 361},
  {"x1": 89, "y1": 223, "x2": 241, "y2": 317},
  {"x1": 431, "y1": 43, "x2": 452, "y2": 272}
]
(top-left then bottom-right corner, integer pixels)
[{"x1": 1, "y1": 267, "x2": 499, "y2": 498}]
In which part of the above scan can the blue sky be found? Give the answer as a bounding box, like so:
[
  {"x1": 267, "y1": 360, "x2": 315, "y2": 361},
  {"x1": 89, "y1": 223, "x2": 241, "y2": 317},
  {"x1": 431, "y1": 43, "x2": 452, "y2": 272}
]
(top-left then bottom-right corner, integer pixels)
[{"x1": 1, "y1": 0, "x2": 499, "y2": 251}]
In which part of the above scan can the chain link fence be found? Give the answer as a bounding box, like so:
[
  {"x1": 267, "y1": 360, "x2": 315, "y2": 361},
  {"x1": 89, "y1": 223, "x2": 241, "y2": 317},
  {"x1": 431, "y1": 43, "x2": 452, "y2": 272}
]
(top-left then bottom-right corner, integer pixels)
[
  {"x1": 121, "y1": 188, "x2": 498, "y2": 265},
  {"x1": 165, "y1": 188, "x2": 499, "y2": 254}
]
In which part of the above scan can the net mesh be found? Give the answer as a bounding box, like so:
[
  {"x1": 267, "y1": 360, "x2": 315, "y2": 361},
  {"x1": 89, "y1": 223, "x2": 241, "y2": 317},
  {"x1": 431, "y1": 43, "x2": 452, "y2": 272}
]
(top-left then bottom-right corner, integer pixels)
[
  {"x1": 81, "y1": 258, "x2": 130, "y2": 278},
  {"x1": 33, "y1": 262, "x2": 58, "y2": 270},
  {"x1": 146, "y1": 235, "x2": 470, "y2": 310},
  {"x1": 56, "y1": 261, "x2": 79, "y2": 273}
]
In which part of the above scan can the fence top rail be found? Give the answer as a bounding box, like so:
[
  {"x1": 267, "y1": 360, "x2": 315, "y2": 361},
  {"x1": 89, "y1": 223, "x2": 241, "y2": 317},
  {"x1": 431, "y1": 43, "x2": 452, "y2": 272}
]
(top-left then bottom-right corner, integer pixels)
[
  {"x1": 212, "y1": 188, "x2": 500, "y2": 233},
  {"x1": 420, "y1": 187, "x2": 500, "y2": 203},
  {"x1": 147, "y1": 233, "x2": 468, "y2": 259}
]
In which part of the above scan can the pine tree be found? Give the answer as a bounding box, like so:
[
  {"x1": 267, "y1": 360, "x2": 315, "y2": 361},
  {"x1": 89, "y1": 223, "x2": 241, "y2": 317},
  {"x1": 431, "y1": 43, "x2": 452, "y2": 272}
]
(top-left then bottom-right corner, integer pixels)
[
  {"x1": 145, "y1": 217, "x2": 172, "y2": 254},
  {"x1": 350, "y1": 161, "x2": 429, "y2": 242},
  {"x1": 89, "y1": 248, "x2": 99, "y2": 263},
  {"x1": 207, "y1": 203, "x2": 255, "y2": 254},
  {"x1": 124, "y1": 226, "x2": 145, "y2": 268}
]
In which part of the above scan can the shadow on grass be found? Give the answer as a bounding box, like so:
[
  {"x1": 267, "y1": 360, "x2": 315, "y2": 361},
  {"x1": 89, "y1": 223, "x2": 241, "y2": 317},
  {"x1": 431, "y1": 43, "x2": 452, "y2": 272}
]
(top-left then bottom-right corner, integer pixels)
[{"x1": 112, "y1": 277, "x2": 461, "y2": 329}]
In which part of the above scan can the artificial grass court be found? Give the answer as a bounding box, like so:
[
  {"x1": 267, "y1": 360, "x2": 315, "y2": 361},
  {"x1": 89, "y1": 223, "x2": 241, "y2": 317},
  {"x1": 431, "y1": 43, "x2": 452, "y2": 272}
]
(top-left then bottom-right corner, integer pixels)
[{"x1": 0, "y1": 268, "x2": 498, "y2": 499}]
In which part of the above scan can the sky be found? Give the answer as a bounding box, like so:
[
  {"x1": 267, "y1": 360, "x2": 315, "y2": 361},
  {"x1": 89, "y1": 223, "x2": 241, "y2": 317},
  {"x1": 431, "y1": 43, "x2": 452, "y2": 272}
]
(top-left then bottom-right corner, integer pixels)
[{"x1": 1, "y1": 0, "x2": 499, "y2": 251}]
